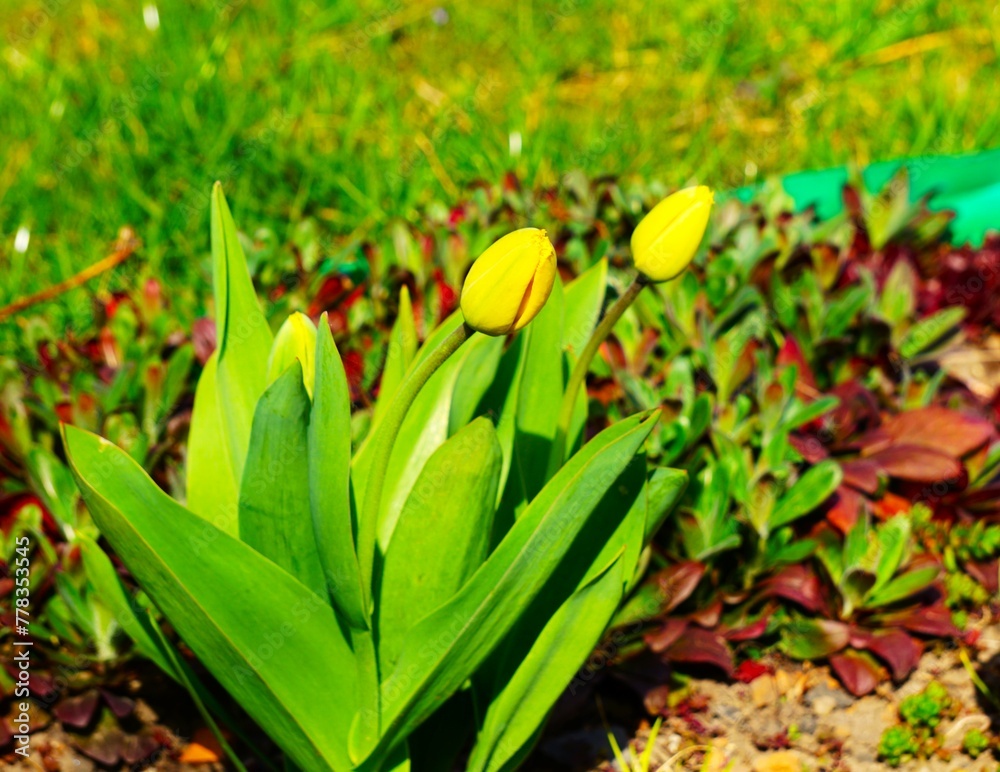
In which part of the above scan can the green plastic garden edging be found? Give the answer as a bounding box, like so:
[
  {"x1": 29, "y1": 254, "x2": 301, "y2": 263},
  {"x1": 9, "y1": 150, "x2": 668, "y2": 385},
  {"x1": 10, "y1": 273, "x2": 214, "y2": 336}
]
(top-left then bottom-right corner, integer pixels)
[{"x1": 734, "y1": 148, "x2": 1000, "y2": 248}]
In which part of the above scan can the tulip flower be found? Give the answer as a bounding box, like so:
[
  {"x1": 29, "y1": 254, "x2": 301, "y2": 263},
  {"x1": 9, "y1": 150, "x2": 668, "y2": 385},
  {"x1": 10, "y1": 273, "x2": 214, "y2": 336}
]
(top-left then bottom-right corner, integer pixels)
[
  {"x1": 630, "y1": 185, "x2": 714, "y2": 282},
  {"x1": 550, "y1": 185, "x2": 714, "y2": 472},
  {"x1": 460, "y1": 228, "x2": 557, "y2": 335},
  {"x1": 267, "y1": 312, "x2": 317, "y2": 397}
]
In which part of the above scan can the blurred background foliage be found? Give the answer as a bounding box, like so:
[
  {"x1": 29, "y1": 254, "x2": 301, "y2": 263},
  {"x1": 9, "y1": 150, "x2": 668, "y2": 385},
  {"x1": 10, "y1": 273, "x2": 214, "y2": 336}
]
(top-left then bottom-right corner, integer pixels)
[{"x1": 1, "y1": 0, "x2": 998, "y2": 308}]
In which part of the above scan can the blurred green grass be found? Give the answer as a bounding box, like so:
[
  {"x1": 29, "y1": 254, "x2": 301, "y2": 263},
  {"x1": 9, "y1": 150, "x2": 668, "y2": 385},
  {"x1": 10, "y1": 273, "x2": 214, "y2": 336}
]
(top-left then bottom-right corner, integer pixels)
[{"x1": 2, "y1": 0, "x2": 998, "y2": 306}]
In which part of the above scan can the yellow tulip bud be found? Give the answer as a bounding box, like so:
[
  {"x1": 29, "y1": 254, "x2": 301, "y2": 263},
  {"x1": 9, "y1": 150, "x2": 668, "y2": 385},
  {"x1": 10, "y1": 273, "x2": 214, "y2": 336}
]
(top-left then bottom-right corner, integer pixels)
[
  {"x1": 267, "y1": 312, "x2": 318, "y2": 397},
  {"x1": 460, "y1": 228, "x2": 557, "y2": 335},
  {"x1": 630, "y1": 186, "x2": 714, "y2": 282}
]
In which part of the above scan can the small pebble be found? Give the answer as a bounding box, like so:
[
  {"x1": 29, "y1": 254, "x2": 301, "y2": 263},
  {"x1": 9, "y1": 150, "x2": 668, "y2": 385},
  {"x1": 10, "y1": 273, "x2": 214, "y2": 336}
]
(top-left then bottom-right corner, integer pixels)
[
  {"x1": 751, "y1": 674, "x2": 780, "y2": 708},
  {"x1": 812, "y1": 695, "x2": 837, "y2": 716},
  {"x1": 753, "y1": 750, "x2": 803, "y2": 772}
]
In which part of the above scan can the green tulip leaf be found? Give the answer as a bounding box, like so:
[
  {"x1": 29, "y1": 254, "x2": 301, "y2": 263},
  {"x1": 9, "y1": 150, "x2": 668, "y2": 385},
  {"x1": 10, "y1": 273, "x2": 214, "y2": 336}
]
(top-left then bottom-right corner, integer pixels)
[
  {"x1": 65, "y1": 425, "x2": 356, "y2": 772},
  {"x1": 78, "y1": 535, "x2": 178, "y2": 678},
  {"x1": 267, "y1": 313, "x2": 318, "y2": 398},
  {"x1": 353, "y1": 411, "x2": 659, "y2": 766},
  {"x1": 372, "y1": 286, "x2": 418, "y2": 430},
  {"x1": 507, "y1": 277, "x2": 566, "y2": 511},
  {"x1": 310, "y1": 315, "x2": 368, "y2": 629},
  {"x1": 185, "y1": 353, "x2": 240, "y2": 535},
  {"x1": 355, "y1": 313, "x2": 500, "y2": 547},
  {"x1": 210, "y1": 183, "x2": 274, "y2": 483},
  {"x1": 470, "y1": 456, "x2": 659, "y2": 772},
  {"x1": 468, "y1": 552, "x2": 626, "y2": 772},
  {"x1": 239, "y1": 362, "x2": 326, "y2": 598},
  {"x1": 377, "y1": 417, "x2": 502, "y2": 672},
  {"x1": 644, "y1": 467, "x2": 689, "y2": 544},
  {"x1": 563, "y1": 258, "x2": 608, "y2": 356}
]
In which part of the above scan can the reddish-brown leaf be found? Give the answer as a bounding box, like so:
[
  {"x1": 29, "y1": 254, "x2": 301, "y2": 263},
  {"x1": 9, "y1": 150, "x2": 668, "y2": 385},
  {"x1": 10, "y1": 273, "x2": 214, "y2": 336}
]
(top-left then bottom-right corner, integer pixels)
[
  {"x1": 644, "y1": 618, "x2": 689, "y2": 653},
  {"x1": 830, "y1": 649, "x2": 883, "y2": 696},
  {"x1": 724, "y1": 613, "x2": 772, "y2": 642},
  {"x1": 878, "y1": 601, "x2": 960, "y2": 638},
  {"x1": 121, "y1": 731, "x2": 161, "y2": 765},
  {"x1": 191, "y1": 318, "x2": 216, "y2": 366},
  {"x1": 653, "y1": 561, "x2": 706, "y2": 614},
  {"x1": 101, "y1": 690, "x2": 136, "y2": 720},
  {"x1": 733, "y1": 660, "x2": 772, "y2": 683},
  {"x1": 962, "y1": 484, "x2": 1000, "y2": 515},
  {"x1": 54, "y1": 690, "x2": 101, "y2": 729},
  {"x1": 757, "y1": 564, "x2": 825, "y2": 613},
  {"x1": 964, "y1": 559, "x2": 999, "y2": 594},
  {"x1": 827, "y1": 485, "x2": 863, "y2": 533},
  {"x1": 849, "y1": 628, "x2": 922, "y2": 681},
  {"x1": 790, "y1": 434, "x2": 829, "y2": 463},
  {"x1": 777, "y1": 335, "x2": 818, "y2": 395},
  {"x1": 663, "y1": 627, "x2": 734, "y2": 676},
  {"x1": 860, "y1": 407, "x2": 993, "y2": 458},
  {"x1": 872, "y1": 492, "x2": 912, "y2": 520},
  {"x1": 827, "y1": 381, "x2": 881, "y2": 445},
  {"x1": 866, "y1": 445, "x2": 962, "y2": 482},
  {"x1": 688, "y1": 599, "x2": 722, "y2": 628},
  {"x1": 839, "y1": 459, "x2": 881, "y2": 494}
]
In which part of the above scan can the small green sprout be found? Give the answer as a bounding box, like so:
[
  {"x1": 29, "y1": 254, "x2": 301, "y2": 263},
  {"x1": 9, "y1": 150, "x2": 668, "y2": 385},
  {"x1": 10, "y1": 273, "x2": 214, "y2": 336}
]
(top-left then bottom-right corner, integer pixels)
[
  {"x1": 899, "y1": 681, "x2": 952, "y2": 728},
  {"x1": 962, "y1": 727, "x2": 991, "y2": 759},
  {"x1": 878, "y1": 725, "x2": 919, "y2": 767}
]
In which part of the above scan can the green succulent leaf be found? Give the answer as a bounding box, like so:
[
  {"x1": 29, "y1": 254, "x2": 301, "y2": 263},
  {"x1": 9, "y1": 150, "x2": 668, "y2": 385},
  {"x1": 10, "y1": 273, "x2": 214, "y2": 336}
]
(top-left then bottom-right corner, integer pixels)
[
  {"x1": 899, "y1": 306, "x2": 966, "y2": 359},
  {"x1": 872, "y1": 514, "x2": 911, "y2": 596},
  {"x1": 783, "y1": 396, "x2": 839, "y2": 433},
  {"x1": 864, "y1": 566, "x2": 940, "y2": 609},
  {"x1": 770, "y1": 460, "x2": 843, "y2": 530},
  {"x1": 779, "y1": 618, "x2": 849, "y2": 660},
  {"x1": 25, "y1": 447, "x2": 80, "y2": 535}
]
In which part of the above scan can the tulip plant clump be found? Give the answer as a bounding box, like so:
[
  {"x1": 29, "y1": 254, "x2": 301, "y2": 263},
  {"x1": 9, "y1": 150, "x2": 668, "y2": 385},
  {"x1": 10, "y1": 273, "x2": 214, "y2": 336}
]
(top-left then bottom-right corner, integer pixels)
[{"x1": 63, "y1": 183, "x2": 713, "y2": 770}]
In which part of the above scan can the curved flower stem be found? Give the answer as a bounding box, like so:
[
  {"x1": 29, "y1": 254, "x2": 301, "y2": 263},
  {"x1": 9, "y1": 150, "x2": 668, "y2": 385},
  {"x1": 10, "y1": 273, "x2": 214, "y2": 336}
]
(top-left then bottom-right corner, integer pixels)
[
  {"x1": 353, "y1": 321, "x2": 471, "y2": 747},
  {"x1": 548, "y1": 275, "x2": 647, "y2": 473},
  {"x1": 358, "y1": 321, "x2": 472, "y2": 592}
]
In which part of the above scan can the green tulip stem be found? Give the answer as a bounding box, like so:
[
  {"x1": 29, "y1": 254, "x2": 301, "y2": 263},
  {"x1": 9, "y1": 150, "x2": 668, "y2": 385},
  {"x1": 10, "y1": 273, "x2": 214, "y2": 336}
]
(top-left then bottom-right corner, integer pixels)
[
  {"x1": 353, "y1": 320, "x2": 471, "y2": 746},
  {"x1": 550, "y1": 275, "x2": 647, "y2": 472},
  {"x1": 358, "y1": 321, "x2": 473, "y2": 594}
]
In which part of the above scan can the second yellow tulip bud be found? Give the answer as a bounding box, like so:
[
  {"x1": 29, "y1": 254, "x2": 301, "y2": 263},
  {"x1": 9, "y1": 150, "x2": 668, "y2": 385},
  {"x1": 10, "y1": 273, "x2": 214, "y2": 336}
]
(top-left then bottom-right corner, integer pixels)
[
  {"x1": 631, "y1": 185, "x2": 714, "y2": 282},
  {"x1": 460, "y1": 228, "x2": 557, "y2": 336}
]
